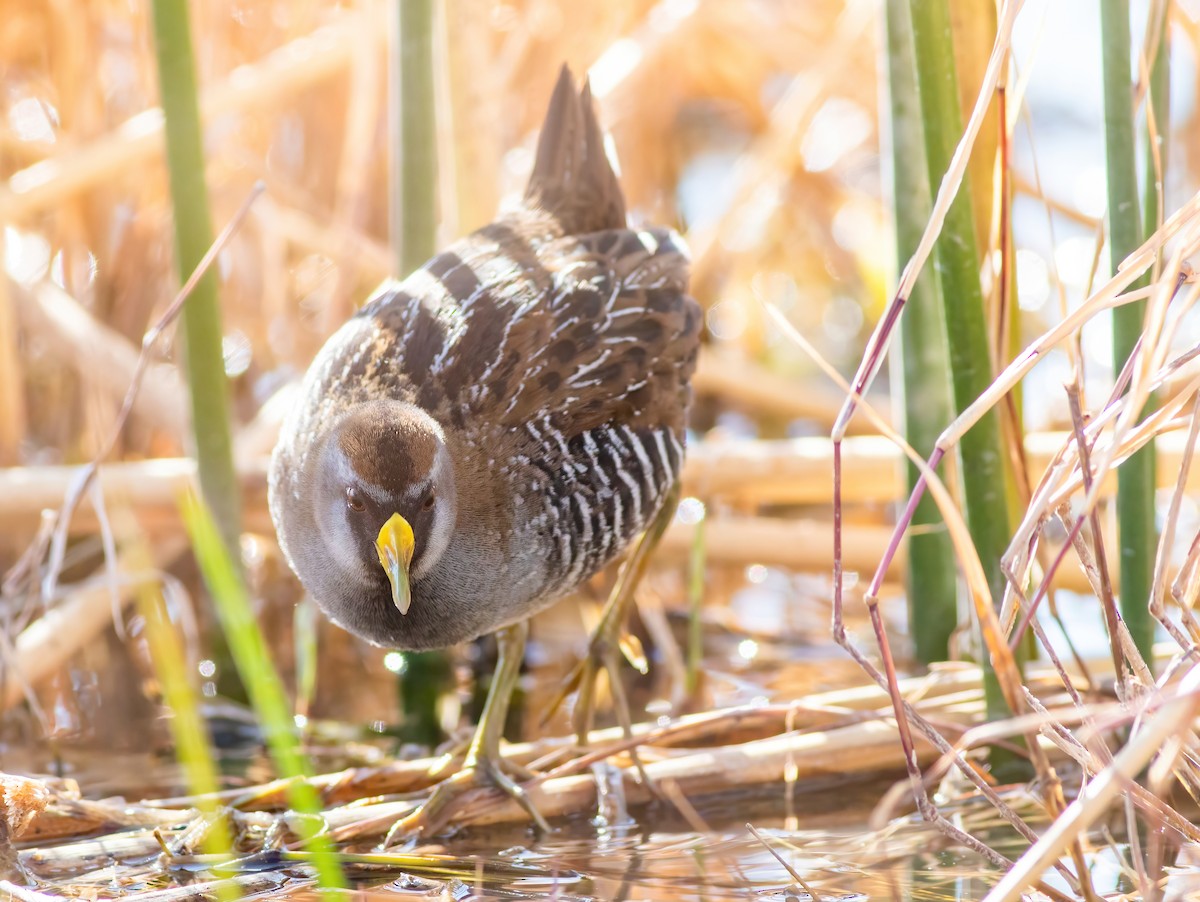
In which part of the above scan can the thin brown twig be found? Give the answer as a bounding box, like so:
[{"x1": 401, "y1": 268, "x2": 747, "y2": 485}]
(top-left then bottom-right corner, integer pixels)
[{"x1": 36, "y1": 181, "x2": 265, "y2": 606}]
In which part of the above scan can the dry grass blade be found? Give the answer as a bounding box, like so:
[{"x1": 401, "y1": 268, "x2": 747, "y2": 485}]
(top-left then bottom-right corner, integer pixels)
[{"x1": 985, "y1": 666, "x2": 1200, "y2": 901}]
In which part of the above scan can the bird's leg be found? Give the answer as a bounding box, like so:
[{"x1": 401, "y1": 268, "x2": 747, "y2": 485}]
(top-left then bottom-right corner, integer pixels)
[
  {"x1": 547, "y1": 481, "x2": 681, "y2": 750},
  {"x1": 391, "y1": 619, "x2": 550, "y2": 839}
]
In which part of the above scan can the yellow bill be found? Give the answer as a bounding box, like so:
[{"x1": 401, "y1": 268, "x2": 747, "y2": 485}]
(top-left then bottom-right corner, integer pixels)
[{"x1": 376, "y1": 512, "x2": 416, "y2": 615}]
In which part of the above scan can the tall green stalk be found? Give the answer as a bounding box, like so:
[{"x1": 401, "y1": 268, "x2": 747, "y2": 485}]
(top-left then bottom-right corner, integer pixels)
[
  {"x1": 393, "y1": 0, "x2": 437, "y2": 275},
  {"x1": 150, "y1": 1, "x2": 242, "y2": 554},
  {"x1": 390, "y1": 0, "x2": 452, "y2": 742},
  {"x1": 885, "y1": 0, "x2": 958, "y2": 664},
  {"x1": 1102, "y1": 0, "x2": 1156, "y2": 665},
  {"x1": 908, "y1": 0, "x2": 1013, "y2": 722}
]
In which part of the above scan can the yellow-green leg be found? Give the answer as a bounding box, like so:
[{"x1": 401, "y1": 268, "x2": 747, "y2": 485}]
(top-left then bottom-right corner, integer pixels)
[
  {"x1": 547, "y1": 481, "x2": 681, "y2": 747},
  {"x1": 392, "y1": 619, "x2": 549, "y2": 838}
]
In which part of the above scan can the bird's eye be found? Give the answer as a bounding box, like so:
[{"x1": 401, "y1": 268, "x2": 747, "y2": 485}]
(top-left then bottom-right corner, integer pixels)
[
  {"x1": 422, "y1": 493, "x2": 436, "y2": 512},
  {"x1": 345, "y1": 487, "x2": 366, "y2": 512}
]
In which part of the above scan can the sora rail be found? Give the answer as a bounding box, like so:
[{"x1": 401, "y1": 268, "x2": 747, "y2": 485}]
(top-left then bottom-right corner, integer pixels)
[{"x1": 269, "y1": 65, "x2": 701, "y2": 835}]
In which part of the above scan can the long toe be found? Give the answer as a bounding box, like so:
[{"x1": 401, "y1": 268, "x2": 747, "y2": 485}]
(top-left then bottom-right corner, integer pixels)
[{"x1": 390, "y1": 759, "x2": 551, "y2": 839}]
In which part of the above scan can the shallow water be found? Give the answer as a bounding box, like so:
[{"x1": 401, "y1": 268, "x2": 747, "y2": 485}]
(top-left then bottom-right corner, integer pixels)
[
  {"x1": 6, "y1": 570, "x2": 1139, "y2": 900},
  {"x1": 283, "y1": 784, "x2": 1007, "y2": 901}
]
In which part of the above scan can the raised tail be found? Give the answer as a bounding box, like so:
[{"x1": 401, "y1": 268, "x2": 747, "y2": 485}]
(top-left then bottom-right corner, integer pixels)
[{"x1": 523, "y1": 65, "x2": 627, "y2": 235}]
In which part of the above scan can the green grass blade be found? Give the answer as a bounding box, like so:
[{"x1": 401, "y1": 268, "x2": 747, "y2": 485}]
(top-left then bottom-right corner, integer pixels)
[
  {"x1": 182, "y1": 492, "x2": 346, "y2": 891},
  {"x1": 150, "y1": 0, "x2": 242, "y2": 555},
  {"x1": 908, "y1": 0, "x2": 1015, "y2": 723},
  {"x1": 130, "y1": 538, "x2": 237, "y2": 902},
  {"x1": 885, "y1": 0, "x2": 958, "y2": 664},
  {"x1": 1102, "y1": 0, "x2": 1156, "y2": 665}
]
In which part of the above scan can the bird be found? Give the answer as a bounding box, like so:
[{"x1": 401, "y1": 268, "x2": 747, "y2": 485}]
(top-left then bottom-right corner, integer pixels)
[{"x1": 268, "y1": 64, "x2": 701, "y2": 836}]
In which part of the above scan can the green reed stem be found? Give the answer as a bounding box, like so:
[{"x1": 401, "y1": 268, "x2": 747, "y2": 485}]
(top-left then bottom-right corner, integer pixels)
[
  {"x1": 392, "y1": 0, "x2": 437, "y2": 275},
  {"x1": 389, "y1": 0, "x2": 451, "y2": 742},
  {"x1": 1102, "y1": 0, "x2": 1156, "y2": 666},
  {"x1": 686, "y1": 513, "x2": 707, "y2": 694},
  {"x1": 885, "y1": 0, "x2": 958, "y2": 664},
  {"x1": 909, "y1": 0, "x2": 1015, "y2": 726},
  {"x1": 150, "y1": 0, "x2": 242, "y2": 555}
]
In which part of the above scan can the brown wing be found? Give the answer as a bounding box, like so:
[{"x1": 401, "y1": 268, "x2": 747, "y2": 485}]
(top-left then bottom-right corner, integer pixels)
[{"x1": 482, "y1": 226, "x2": 701, "y2": 435}]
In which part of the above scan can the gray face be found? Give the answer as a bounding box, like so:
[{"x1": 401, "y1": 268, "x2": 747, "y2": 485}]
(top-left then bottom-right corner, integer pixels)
[{"x1": 272, "y1": 400, "x2": 459, "y2": 647}]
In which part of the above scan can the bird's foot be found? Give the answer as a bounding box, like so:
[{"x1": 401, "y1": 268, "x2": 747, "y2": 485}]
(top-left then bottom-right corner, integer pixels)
[
  {"x1": 547, "y1": 620, "x2": 646, "y2": 745},
  {"x1": 386, "y1": 755, "x2": 550, "y2": 842},
  {"x1": 543, "y1": 624, "x2": 658, "y2": 794},
  {"x1": 544, "y1": 482, "x2": 680, "y2": 753}
]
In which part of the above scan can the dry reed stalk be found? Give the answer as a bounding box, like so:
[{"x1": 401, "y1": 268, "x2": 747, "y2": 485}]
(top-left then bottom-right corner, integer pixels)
[
  {"x1": 17, "y1": 795, "x2": 189, "y2": 849},
  {"x1": 683, "y1": 430, "x2": 1200, "y2": 504},
  {"x1": 657, "y1": 514, "x2": 1086, "y2": 590},
  {"x1": 0, "y1": 459, "x2": 263, "y2": 527},
  {"x1": 0, "y1": 882, "x2": 58, "y2": 902},
  {"x1": 324, "y1": 716, "x2": 947, "y2": 840},
  {"x1": 14, "y1": 675, "x2": 993, "y2": 863},
  {"x1": 152, "y1": 666, "x2": 988, "y2": 813},
  {"x1": 22, "y1": 709, "x2": 937, "y2": 873},
  {"x1": 10, "y1": 428, "x2": 1198, "y2": 529},
  {"x1": 0, "y1": 459, "x2": 1104, "y2": 592},
  {"x1": 692, "y1": 347, "x2": 889, "y2": 432},
  {"x1": 661, "y1": 514, "x2": 893, "y2": 576}
]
